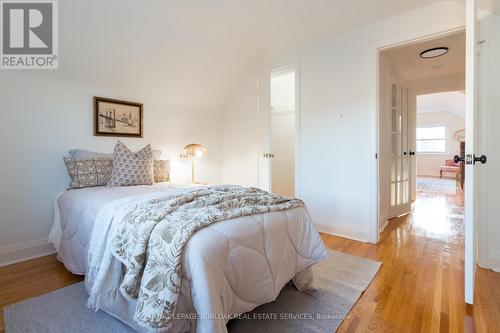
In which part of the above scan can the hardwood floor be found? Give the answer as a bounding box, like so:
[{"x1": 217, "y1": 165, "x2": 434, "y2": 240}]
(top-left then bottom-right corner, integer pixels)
[
  {"x1": 0, "y1": 255, "x2": 83, "y2": 332},
  {"x1": 1, "y1": 188, "x2": 499, "y2": 332},
  {"x1": 331, "y1": 188, "x2": 500, "y2": 332}
]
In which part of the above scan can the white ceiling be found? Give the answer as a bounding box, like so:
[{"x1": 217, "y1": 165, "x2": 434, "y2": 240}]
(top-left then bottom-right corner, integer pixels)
[
  {"x1": 57, "y1": 0, "x2": 454, "y2": 112},
  {"x1": 417, "y1": 91, "x2": 465, "y2": 118},
  {"x1": 382, "y1": 31, "x2": 466, "y2": 82}
]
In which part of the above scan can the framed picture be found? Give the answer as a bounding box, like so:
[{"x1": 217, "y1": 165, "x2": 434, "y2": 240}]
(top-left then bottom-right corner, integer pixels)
[{"x1": 94, "y1": 97, "x2": 143, "y2": 137}]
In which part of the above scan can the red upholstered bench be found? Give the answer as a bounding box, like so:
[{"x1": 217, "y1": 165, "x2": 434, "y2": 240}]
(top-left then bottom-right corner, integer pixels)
[{"x1": 440, "y1": 159, "x2": 461, "y2": 180}]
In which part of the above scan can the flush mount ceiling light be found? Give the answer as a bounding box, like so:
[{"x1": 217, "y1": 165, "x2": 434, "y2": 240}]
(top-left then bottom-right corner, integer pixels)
[{"x1": 420, "y1": 47, "x2": 449, "y2": 59}]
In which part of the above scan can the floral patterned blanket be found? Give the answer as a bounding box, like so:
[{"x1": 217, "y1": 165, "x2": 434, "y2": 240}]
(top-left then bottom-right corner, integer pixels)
[{"x1": 89, "y1": 185, "x2": 304, "y2": 330}]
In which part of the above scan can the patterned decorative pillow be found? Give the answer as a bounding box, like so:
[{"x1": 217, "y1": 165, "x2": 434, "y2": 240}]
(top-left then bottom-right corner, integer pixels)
[
  {"x1": 154, "y1": 160, "x2": 170, "y2": 183},
  {"x1": 64, "y1": 158, "x2": 113, "y2": 189},
  {"x1": 108, "y1": 141, "x2": 154, "y2": 187}
]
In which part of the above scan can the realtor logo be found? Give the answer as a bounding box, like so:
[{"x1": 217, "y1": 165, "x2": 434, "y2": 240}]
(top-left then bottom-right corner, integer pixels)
[{"x1": 1, "y1": 0, "x2": 58, "y2": 69}]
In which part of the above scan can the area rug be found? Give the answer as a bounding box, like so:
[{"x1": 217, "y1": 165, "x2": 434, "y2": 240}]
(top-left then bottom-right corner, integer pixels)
[
  {"x1": 3, "y1": 251, "x2": 381, "y2": 333},
  {"x1": 417, "y1": 176, "x2": 459, "y2": 195}
]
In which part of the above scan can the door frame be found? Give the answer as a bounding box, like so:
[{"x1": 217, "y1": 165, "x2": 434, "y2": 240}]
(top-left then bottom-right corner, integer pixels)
[
  {"x1": 268, "y1": 62, "x2": 301, "y2": 197},
  {"x1": 373, "y1": 27, "x2": 466, "y2": 243}
]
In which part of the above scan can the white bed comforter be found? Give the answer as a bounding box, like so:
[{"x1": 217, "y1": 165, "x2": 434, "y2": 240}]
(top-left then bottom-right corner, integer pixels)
[{"x1": 53, "y1": 185, "x2": 328, "y2": 333}]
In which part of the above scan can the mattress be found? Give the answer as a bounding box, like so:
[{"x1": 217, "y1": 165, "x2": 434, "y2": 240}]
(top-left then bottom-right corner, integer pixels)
[
  {"x1": 55, "y1": 183, "x2": 194, "y2": 274},
  {"x1": 52, "y1": 184, "x2": 328, "y2": 332}
]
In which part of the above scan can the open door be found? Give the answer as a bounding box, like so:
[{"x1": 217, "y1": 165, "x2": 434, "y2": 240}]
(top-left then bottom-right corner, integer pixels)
[
  {"x1": 463, "y1": 0, "x2": 478, "y2": 304},
  {"x1": 388, "y1": 77, "x2": 413, "y2": 219},
  {"x1": 257, "y1": 70, "x2": 271, "y2": 192},
  {"x1": 269, "y1": 66, "x2": 297, "y2": 196},
  {"x1": 462, "y1": 0, "x2": 490, "y2": 305},
  {"x1": 258, "y1": 64, "x2": 298, "y2": 195}
]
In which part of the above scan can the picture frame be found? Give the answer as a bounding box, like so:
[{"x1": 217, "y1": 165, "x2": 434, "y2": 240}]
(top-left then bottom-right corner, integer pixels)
[{"x1": 94, "y1": 97, "x2": 143, "y2": 137}]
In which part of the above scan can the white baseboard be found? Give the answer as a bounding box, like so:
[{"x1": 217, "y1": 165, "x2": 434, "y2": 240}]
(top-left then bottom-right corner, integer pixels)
[
  {"x1": 0, "y1": 238, "x2": 55, "y2": 267},
  {"x1": 315, "y1": 218, "x2": 370, "y2": 243},
  {"x1": 478, "y1": 251, "x2": 500, "y2": 273}
]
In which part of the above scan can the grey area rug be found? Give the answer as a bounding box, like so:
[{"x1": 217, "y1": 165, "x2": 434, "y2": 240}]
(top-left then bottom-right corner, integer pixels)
[
  {"x1": 4, "y1": 251, "x2": 381, "y2": 333},
  {"x1": 417, "y1": 176, "x2": 458, "y2": 195}
]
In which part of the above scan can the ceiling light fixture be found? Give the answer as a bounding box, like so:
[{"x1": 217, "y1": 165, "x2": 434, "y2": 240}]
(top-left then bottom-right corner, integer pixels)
[{"x1": 420, "y1": 47, "x2": 449, "y2": 59}]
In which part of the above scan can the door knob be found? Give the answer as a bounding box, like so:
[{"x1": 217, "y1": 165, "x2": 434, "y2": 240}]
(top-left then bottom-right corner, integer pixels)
[
  {"x1": 409, "y1": 151, "x2": 415, "y2": 156},
  {"x1": 474, "y1": 154, "x2": 487, "y2": 165},
  {"x1": 454, "y1": 155, "x2": 465, "y2": 163},
  {"x1": 455, "y1": 154, "x2": 487, "y2": 165},
  {"x1": 403, "y1": 152, "x2": 408, "y2": 156}
]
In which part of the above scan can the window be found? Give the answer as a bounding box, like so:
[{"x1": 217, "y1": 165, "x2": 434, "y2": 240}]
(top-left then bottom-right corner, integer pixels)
[{"x1": 416, "y1": 126, "x2": 446, "y2": 153}]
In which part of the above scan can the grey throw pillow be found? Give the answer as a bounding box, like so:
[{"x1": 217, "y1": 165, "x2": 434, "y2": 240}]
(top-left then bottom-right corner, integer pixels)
[
  {"x1": 154, "y1": 160, "x2": 170, "y2": 183},
  {"x1": 64, "y1": 158, "x2": 114, "y2": 189},
  {"x1": 108, "y1": 141, "x2": 154, "y2": 187},
  {"x1": 70, "y1": 148, "x2": 162, "y2": 160}
]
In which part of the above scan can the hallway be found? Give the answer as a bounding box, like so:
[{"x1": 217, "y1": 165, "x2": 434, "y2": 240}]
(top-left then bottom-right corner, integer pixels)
[{"x1": 323, "y1": 187, "x2": 500, "y2": 332}]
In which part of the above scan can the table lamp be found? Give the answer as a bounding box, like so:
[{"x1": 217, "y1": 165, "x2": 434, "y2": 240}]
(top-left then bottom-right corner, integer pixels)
[{"x1": 180, "y1": 143, "x2": 207, "y2": 184}]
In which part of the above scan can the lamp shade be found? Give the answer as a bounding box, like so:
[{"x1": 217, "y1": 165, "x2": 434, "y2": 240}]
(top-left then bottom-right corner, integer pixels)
[{"x1": 180, "y1": 143, "x2": 208, "y2": 159}]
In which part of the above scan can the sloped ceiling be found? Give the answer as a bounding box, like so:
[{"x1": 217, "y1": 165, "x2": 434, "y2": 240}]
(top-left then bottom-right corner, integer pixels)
[
  {"x1": 417, "y1": 91, "x2": 465, "y2": 118},
  {"x1": 57, "y1": 0, "x2": 459, "y2": 111}
]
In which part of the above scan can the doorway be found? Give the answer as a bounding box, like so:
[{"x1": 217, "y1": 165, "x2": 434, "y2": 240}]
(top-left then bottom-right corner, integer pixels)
[
  {"x1": 377, "y1": 29, "x2": 471, "y2": 300},
  {"x1": 375, "y1": 0, "x2": 497, "y2": 308},
  {"x1": 416, "y1": 91, "x2": 466, "y2": 195},
  {"x1": 268, "y1": 65, "x2": 298, "y2": 196},
  {"x1": 378, "y1": 30, "x2": 466, "y2": 225}
]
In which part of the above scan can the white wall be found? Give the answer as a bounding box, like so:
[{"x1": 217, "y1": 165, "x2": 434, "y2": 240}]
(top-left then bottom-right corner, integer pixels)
[
  {"x1": 221, "y1": 74, "x2": 260, "y2": 187},
  {"x1": 0, "y1": 0, "x2": 233, "y2": 267},
  {"x1": 222, "y1": 1, "x2": 466, "y2": 242},
  {"x1": 416, "y1": 111, "x2": 465, "y2": 177},
  {"x1": 478, "y1": 13, "x2": 500, "y2": 272}
]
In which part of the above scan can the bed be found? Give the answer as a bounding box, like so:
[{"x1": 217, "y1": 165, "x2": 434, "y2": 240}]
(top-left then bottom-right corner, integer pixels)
[{"x1": 49, "y1": 183, "x2": 328, "y2": 333}]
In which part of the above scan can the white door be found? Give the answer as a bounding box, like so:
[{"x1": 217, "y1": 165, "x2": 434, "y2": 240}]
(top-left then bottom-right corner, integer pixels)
[
  {"x1": 463, "y1": 0, "x2": 478, "y2": 304},
  {"x1": 257, "y1": 70, "x2": 271, "y2": 192},
  {"x1": 270, "y1": 66, "x2": 297, "y2": 196},
  {"x1": 463, "y1": 0, "x2": 492, "y2": 305},
  {"x1": 388, "y1": 77, "x2": 412, "y2": 219},
  {"x1": 259, "y1": 65, "x2": 298, "y2": 196}
]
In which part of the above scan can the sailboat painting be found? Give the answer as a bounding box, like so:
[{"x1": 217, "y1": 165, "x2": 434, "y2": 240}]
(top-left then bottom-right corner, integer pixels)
[{"x1": 94, "y1": 97, "x2": 143, "y2": 137}]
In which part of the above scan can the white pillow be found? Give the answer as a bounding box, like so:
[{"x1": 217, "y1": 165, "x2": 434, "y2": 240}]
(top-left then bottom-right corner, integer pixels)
[
  {"x1": 107, "y1": 141, "x2": 154, "y2": 187},
  {"x1": 70, "y1": 148, "x2": 162, "y2": 160}
]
